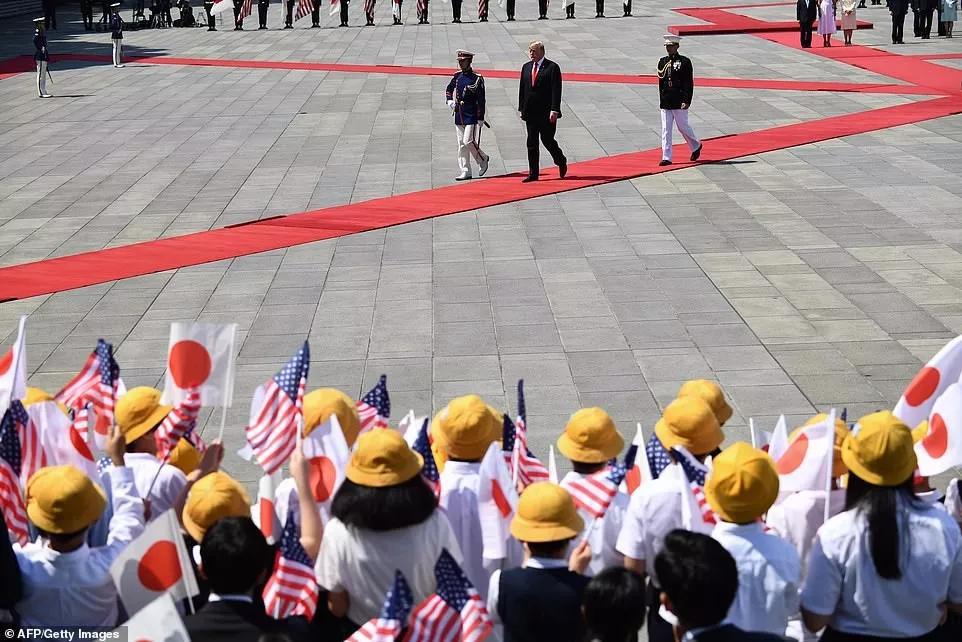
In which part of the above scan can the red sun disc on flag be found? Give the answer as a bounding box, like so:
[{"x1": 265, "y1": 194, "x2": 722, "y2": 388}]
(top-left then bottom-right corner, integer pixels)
[
  {"x1": 168, "y1": 340, "x2": 212, "y2": 389},
  {"x1": 904, "y1": 367, "x2": 940, "y2": 407},
  {"x1": 0, "y1": 348, "x2": 12, "y2": 375},
  {"x1": 776, "y1": 433, "x2": 809, "y2": 475},
  {"x1": 491, "y1": 479, "x2": 512, "y2": 518},
  {"x1": 308, "y1": 456, "x2": 338, "y2": 502},
  {"x1": 137, "y1": 541, "x2": 183, "y2": 591},
  {"x1": 625, "y1": 466, "x2": 641, "y2": 494},
  {"x1": 923, "y1": 413, "x2": 949, "y2": 458},
  {"x1": 94, "y1": 410, "x2": 111, "y2": 436},
  {"x1": 69, "y1": 425, "x2": 95, "y2": 462}
]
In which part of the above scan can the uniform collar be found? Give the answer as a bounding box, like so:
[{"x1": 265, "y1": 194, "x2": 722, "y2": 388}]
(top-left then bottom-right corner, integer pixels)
[
  {"x1": 441, "y1": 460, "x2": 481, "y2": 475},
  {"x1": 524, "y1": 557, "x2": 568, "y2": 570}
]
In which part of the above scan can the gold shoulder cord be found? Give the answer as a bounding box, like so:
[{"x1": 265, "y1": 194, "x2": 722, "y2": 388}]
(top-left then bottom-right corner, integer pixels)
[{"x1": 657, "y1": 61, "x2": 671, "y2": 78}]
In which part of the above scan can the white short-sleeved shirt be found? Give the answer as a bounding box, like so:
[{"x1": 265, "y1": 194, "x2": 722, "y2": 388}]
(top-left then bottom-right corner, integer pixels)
[
  {"x1": 314, "y1": 510, "x2": 464, "y2": 625},
  {"x1": 560, "y1": 471, "x2": 629, "y2": 577},
  {"x1": 124, "y1": 452, "x2": 187, "y2": 520},
  {"x1": 712, "y1": 521, "x2": 800, "y2": 635},
  {"x1": 767, "y1": 489, "x2": 846, "y2": 580},
  {"x1": 801, "y1": 495, "x2": 962, "y2": 637},
  {"x1": 946, "y1": 478, "x2": 962, "y2": 524},
  {"x1": 439, "y1": 461, "x2": 501, "y2": 598},
  {"x1": 15, "y1": 466, "x2": 146, "y2": 626},
  {"x1": 615, "y1": 464, "x2": 686, "y2": 587}
]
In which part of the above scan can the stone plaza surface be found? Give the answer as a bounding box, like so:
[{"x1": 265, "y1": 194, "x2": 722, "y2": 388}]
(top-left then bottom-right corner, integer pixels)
[{"x1": 1, "y1": 1, "x2": 961, "y2": 487}]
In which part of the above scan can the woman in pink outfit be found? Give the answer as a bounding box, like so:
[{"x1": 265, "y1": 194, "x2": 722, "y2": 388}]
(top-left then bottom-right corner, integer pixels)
[
  {"x1": 840, "y1": 0, "x2": 857, "y2": 43},
  {"x1": 818, "y1": 0, "x2": 837, "y2": 46}
]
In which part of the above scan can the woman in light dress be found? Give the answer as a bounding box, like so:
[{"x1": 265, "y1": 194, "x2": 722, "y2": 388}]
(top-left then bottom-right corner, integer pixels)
[
  {"x1": 818, "y1": 0, "x2": 837, "y2": 46},
  {"x1": 840, "y1": 0, "x2": 857, "y2": 44},
  {"x1": 943, "y1": 0, "x2": 957, "y2": 37}
]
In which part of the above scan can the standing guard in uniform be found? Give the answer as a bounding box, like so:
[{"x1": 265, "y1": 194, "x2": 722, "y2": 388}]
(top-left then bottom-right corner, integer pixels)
[
  {"x1": 204, "y1": 0, "x2": 216, "y2": 29},
  {"x1": 233, "y1": 0, "x2": 245, "y2": 29},
  {"x1": 393, "y1": 0, "x2": 403, "y2": 23},
  {"x1": 537, "y1": 0, "x2": 547, "y2": 18},
  {"x1": 890, "y1": 0, "x2": 909, "y2": 42},
  {"x1": 258, "y1": 0, "x2": 269, "y2": 27},
  {"x1": 657, "y1": 35, "x2": 702, "y2": 166},
  {"x1": 161, "y1": 0, "x2": 173, "y2": 26},
  {"x1": 33, "y1": 18, "x2": 52, "y2": 98},
  {"x1": 479, "y1": 0, "x2": 488, "y2": 21},
  {"x1": 566, "y1": 1, "x2": 575, "y2": 19},
  {"x1": 505, "y1": 0, "x2": 515, "y2": 19},
  {"x1": 446, "y1": 50, "x2": 490, "y2": 181},
  {"x1": 284, "y1": 0, "x2": 294, "y2": 27},
  {"x1": 340, "y1": 0, "x2": 350, "y2": 25},
  {"x1": 452, "y1": 0, "x2": 462, "y2": 22},
  {"x1": 623, "y1": 0, "x2": 630, "y2": 15},
  {"x1": 417, "y1": 0, "x2": 429, "y2": 23},
  {"x1": 596, "y1": 0, "x2": 605, "y2": 17},
  {"x1": 311, "y1": 0, "x2": 321, "y2": 27},
  {"x1": 81, "y1": 0, "x2": 95, "y2": 29},
  {"x1": 109, "y1": 4, "x2": 124, "y2": 68},
  {"x1": 364, "y1": 0, "x2": 375, "y2": 25}
]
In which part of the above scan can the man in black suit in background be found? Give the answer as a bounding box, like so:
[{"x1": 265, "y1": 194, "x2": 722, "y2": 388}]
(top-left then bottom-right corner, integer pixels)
[
  {"x1": 518, "y1": 41, "x2": 567, "y2": 183},
  {"x1": 889, "y1": 0, "x2": 909, "y2": 43},
  {"x1": 797, "y1": 0, "x2": 817, "y2": 47}
]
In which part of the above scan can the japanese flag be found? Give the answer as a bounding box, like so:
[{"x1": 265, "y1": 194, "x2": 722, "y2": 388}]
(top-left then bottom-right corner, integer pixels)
[
  {"x1": 895, "y1": 335, "x2": 962, "y2": 429},
  {"x1": 767, "y1": 415, "x2": 790, "y2": 461},
  {"x1": 478, "y1": 442, "x2": 518, "y2": 560},
  {"x1": 210, "y1": 0, "x2": 234, "y2": 15},
  {"x1": 624, "y1": 424, "x2": 652, "y2": 495},
  {"x1": 253, "y1": 470, "x2": 284, "y2": 544},
  {"x1": 161, "y1": 322, "x2": 237, "y2": 408},
  {"x1": 0, "y1": 316, "x2": 28, "y2": 416},
  {"x1": 774, "y1": 413, "x2": 834, "y2": 492},
  {"x1": 117, "y1": 592, "x2": 190, "y2": 642},
  {"x1": 110, "y1": 509, "x2": 199, "y2": 616},
  {"x1": 399, "y1": 409, "x2": 428, "y2": 447},
  {"x1": 301, "y1": 414, "x2": 350, "y2": 524},
  {"x1": 915, "y1": 383, "x2": 962, "y2": 476},
  {"x1": 28, "y1": 400, "x2": 98, "y2": 480}
]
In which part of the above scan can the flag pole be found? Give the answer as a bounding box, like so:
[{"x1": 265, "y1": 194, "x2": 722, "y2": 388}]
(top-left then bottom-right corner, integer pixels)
[
  {"x1": 749, "y1": 418, "x2": 757, "y2": 449},
  {"x1": 5, "y1": 316, "x2": 26, "y2": 409},
  {"x1": 216, "y1": 328, "x2": 237, "y2": 444},
  {"x1": 823, "y1": 409, "x2": 836, "y2": 526}
]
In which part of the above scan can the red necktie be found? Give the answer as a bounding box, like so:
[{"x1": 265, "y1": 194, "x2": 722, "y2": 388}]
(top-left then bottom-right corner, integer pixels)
[{"x1": 531, "y1": 62, "x2": 538, "y2": 87}]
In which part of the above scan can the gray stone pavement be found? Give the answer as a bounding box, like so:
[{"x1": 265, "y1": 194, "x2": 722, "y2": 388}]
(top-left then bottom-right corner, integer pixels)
[{"x1": 0, "y1": 2, "x2": 961, "y2": 488}]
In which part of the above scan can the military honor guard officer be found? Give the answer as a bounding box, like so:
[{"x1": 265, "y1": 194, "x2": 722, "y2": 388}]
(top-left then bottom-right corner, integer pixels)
[
  {"x1": 204, "y1": 0, "x2": 217, "y2": 29},
  {"x1": 33, "y1": 17, "x2": 52, "y2": 98},
  {"x1": 311, "y1": 0, "x2": 321, "y2": 27},
  {"x1": 258, "y1": 0, "x2": 270, "y2": 28},
  {"x1": 233, "y1": 0, "x2": 245, "y2": 29},
  {"x1": 284, "y1": 0, "x2": 294, "y2": 27},
  {"x1": 657, "y1": 35, "x2": 702, "y2": 166},
  {"x1": 109, "y1": 3, "x2": 125, "y2": 68},
  {"x1": 445, "y1": 50, "x2": 491, "y2": 182}
]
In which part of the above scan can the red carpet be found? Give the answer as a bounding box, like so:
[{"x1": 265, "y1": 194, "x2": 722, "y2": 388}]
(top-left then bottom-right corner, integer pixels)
[
  {"x1": 0, "y1": 4, "x2": 960, "y2": 301},
  {"x1": 671, "y1": 20, "x2": 872, "y2": 36},
  {"x1": 0, "y1": 53, "x2": 935, "y2": 96}
]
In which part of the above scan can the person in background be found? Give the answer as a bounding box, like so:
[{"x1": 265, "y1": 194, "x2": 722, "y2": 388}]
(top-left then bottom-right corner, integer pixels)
[
  {"x1": 817, "y1": 0, "x2": 836, "y2": 46},
  {"x1": 840, "y1": 0, "x2": 857, "y2": 44},
  {"x1": 486, "y1": 482, "x2": 593, "y2": 642},
  {"x1": 33, "y1": 17, "x2": 51, "y2": 99},
  {"x1": 42, "y1": 0, "x2": 57, "y2": 29},
  {"x1": 889, "y1": 0, "x2": 910, "y2": 43},
  {"x1": 257, "y1": 0, "x2": 269, "y2": 29},
  {"x1": 581, "y1": 568, "x2": 646, "y2": 642},
  {"x1": 943, "y1": 0, "x2": 957, "y2": 35},
  {"x1": 704, "y1": 443, "x2": 800, "y2": 636},
  {"x1": 920, "y1": 0, "x2": 938, "y2": 36},
  {"x1": 800, "y1": 411, "x2": 962, "y2": 640},
  {"x1": 81, "y1": 0, "x2": 95, "y2": 30},
  {"x1": 566, "y1": 1, "x2": 575, "y2": 19},
  {"x1": 798, "y1": 0, "x2": 818, "y2": 47},
  {"x1": 314, "y1": 429, "x2": 462, "y2": 632},
  {"x1": 654, "y1": 530, "x2": 787, "y2": 642},
  {"x1": 14, "y1": 425, "x2": 145, "y2": 626},
  {"x1": 1, "y1": 529, "x2": 22, "y2": 625},
  {"x1": 205, "y1": 0, "x2": 217, "y2": 30},
  {"x1": 109, "y1": 3, "x2": 124, "y2": 67}
]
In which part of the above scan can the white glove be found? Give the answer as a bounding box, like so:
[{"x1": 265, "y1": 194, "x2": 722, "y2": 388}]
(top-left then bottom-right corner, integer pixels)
[{"x1": 447, "y1": 100, "x2": 456, "y2": 110}]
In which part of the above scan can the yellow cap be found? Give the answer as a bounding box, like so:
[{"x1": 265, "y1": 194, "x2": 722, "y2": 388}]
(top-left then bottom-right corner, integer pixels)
[
  {"x1": 677, "y1": 380, "x2": 733, "y2": 426},
  {"x1": 510, "y1": 482, "x2": 584, "y2": 543},
  {"x1": 654, "y1": 397, "x2": 724, "y2": 456},
  {"x1": 705, "y1": 442, "x2": 779, "y2": 523},
  {"x1": 430, "y1": 395, "x2": 501, "y2": 461},
  {"x1": 26, "y1": 465, "x2": 107, "y2": 534},
  {"x1": 116, "y1": 387, "x2": 172, "y2": 445},
  {"x1": 346, "y1": 428, "x2": 423, "y2": 488},
  {"x1": 182, "y1": 472, "x2": 251, "y2": 542},
  {"x1": 303, "y1": 388, "x2": 362, "y2": 447},
  {"x1": 557, "y1": 407, "x2": 624, "y2": 464},
  {"x1": 841, "y1": 411, "x2": 917, "y2": 487},
  {"x1": 791, "y1": 414, "x2": 851, "y2": 478},
  {"x1": 167, "y1": 438, "x2": 202, "y2": 475}
]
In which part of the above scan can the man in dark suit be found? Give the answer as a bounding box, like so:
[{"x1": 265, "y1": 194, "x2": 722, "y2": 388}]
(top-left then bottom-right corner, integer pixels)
[
  {"x1": 654, "y1": 530, "x2": 786, "y2": 642},
  {"x1": 889, "y1": 0, "x2": 910, "y2": 42},
  {"x1": 184, "y1": 517, "x2": 309, "y2": 642},
  {"x1": 518, "y1": 41, "x2": 567, "y2": 183},
  {"x1": 797, "y1": 0, "x2": 817, "y2": 47}
]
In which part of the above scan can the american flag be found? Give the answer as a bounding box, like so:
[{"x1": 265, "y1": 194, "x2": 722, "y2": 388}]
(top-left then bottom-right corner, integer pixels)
[
  {"x1": 671, "y1": 446, "x2": 716, "y2": 526},
  {"x1": 0, "y1": 405, "x2": 28, "y2": 544},
  {"x1": 646, "y1": 433, "x2": 674, "y2": 480},
  {"x1": 357, "y1": 375, "x2": 391, "y2": 435},
  {"x1": 562, "y1": 457, "x2": 630, "y2": 519},
  {"x1": 55, "y1": 339, "x2": 120, "y2": 440},
  {"x1": 405, "y1": 549, "x2": 493, "y2": 642},
  {"x1": 348, "y1": 570, "x2": 414, "y2": 642},
  {"x1": 263, "y1": 512, "x2": 319, "y2": 620},
  {"x1": 295, "y1": 0, "x2": 316, "y2": 21},
  {"x1": 5, "y1": 400, "x2": 45, "y2": 487},
  {"x1": 154, "y1": 388, "x2": 205, "y2": 461},
  {"x1": 239, "y1": 0, "x2": 254, "y2": 20},
  {"x1": 412, "y1": 418, "x2": 440, "y2": 498},
  {"x1": 245, "y1": 342, "x2": 310, "y2": 475},
  {"x1": 502, "y1": 414, "x2": 549, "y2": 490}
]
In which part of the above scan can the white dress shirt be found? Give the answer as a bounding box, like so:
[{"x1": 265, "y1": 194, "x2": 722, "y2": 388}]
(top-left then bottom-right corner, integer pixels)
[
  {"x1": 15, "y1": 465, "x2": 146, "y2": 626},
  {"x1": 560, "y1": 471, "x2": 628, "y2": 577},
  {"x1": 124, "y1": 452, "x2": 187, "y2": 521},
  {"x1": 615, "y1": 463, "x2": 687, "y2": 587},
  {"x1": 801, "y1": 495, "x2": 962, "y2": 637},
  {"x1": 315, "y1": 510, "x2": 463, "y2": 625},
  {"x1": 712, "y1": 521, "x2": 800, "y2": 635}
]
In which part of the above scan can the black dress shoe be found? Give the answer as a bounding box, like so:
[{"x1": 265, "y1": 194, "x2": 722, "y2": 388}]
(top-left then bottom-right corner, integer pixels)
[
  {"x1": 522, "y1": 175, "x2": 539, "y2": 183},
  {"x1": 558, "y1": 161, "x2": 567, "y2": 178},
  {"x1": 658, "y1": 160, "x2": 672, "y2": 166},
  {"x1": 284, "y1": 24, "x2": 292, "y2": 28},
  {"x1": 690, "y1": 144, "x2": 702, "y2": 162}
]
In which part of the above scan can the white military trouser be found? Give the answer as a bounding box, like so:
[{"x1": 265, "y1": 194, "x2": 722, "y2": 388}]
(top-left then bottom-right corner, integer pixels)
[
  {"x1": 456, "y1": 123, "x2": 487, "y2": 175},
  {"x1": 661, "y1": 108, "x2": 700, "y2": 161},
  {"x1": 36, "y1": 61, "x2": 48, "y2": 97},
  {"x1": 112, "y1": 39, "x2": 123, "y2": 67}
]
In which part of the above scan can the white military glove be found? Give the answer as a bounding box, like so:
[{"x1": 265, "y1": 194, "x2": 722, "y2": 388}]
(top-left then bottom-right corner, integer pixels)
[{"x1": 447, "y1": 100, "x2": 456, "y2": 110}]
